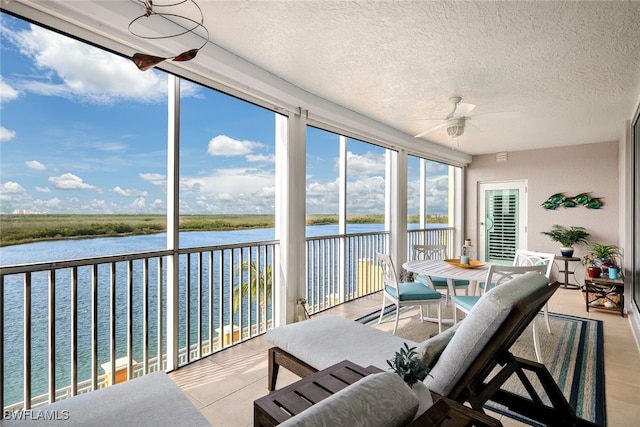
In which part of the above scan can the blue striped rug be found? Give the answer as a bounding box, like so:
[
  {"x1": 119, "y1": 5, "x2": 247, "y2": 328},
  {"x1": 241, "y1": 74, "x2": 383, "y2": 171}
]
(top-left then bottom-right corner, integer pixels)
[
  {"x1": 485, "y1": 312, "x2": 605, "y2": 426},
  {"x1": 361, "y1": 309, "x2": 605, "y2": 426}
]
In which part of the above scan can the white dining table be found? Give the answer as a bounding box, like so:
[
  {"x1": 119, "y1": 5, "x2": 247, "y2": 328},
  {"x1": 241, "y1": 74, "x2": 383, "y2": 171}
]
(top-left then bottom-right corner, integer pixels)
[{"x1": 402, "y1": 259, "x2": 492, "y2": 297}]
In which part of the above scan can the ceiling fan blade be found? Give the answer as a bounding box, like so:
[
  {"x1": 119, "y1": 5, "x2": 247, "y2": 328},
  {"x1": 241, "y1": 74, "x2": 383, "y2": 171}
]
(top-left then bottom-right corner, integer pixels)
[
  {"x1": 414, "y1": 122, "x2": 446, "y2": 138},
  {"x1": 453, "y1": 102, "x2": 476, "y2": 117},
  {"x1": 466, "y1": 121, "x2": 481, "y2": 131},
  {"x1": 471, "y1": 111, "x2": 521, "y2": 120}
]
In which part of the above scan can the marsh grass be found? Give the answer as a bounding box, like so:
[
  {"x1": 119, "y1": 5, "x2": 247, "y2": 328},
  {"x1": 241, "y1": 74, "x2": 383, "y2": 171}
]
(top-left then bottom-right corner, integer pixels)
[{"x1": 0, "y1": 214, "x2": 446, "y2": 247}]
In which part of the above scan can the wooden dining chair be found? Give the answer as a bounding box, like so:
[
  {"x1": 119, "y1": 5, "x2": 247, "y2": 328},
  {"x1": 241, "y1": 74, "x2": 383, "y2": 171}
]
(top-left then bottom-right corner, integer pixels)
[{"x1": 377, "y1": 252, "x2": 443, "y2": 334}]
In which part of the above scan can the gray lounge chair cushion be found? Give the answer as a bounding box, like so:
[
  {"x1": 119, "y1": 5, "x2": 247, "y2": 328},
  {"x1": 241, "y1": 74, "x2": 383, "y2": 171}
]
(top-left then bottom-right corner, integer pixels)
[
  {"x1": 415, "y1": 322, "x2": 460, "y2": 368},
  {"x1": 267, "y1": 314, "x2": 418, "y2": 371},
  {"x1": 424, "y1": 272, "x2": 549, "y2": 396},
  {"x1": 279, "y1": 372, "x2": 419, "y2": 427},
  {"x1": 0, "y1": 371, "x2": 209, "y2": 427}
]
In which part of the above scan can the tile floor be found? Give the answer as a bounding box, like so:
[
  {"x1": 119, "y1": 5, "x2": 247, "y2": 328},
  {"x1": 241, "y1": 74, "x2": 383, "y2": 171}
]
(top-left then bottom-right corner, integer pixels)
[{"x1": 168, "y1": 288, "x2": 640, "y2": 427}]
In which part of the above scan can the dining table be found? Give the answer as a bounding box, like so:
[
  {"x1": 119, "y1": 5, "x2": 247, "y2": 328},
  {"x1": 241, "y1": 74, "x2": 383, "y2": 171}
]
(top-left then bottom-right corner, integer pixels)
[{"x1": 402, "y1": 258, "x2": 492, "y2": 298}]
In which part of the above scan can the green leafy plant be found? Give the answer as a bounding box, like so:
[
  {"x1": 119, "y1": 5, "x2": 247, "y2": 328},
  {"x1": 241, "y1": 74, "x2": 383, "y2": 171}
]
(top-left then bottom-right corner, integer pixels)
[
  {"x1": 541, "y1": 225, "x2": 590, "y2": 247},
  {"x1": 582, "y1": 243, "x2": 621, "y2": 266},
  {"x1": 386, "y1": 343, "x2": 429, "y2": 387}
]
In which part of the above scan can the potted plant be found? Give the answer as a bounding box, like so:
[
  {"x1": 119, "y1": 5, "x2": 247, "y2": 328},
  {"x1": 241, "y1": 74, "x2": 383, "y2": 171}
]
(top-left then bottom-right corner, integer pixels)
[
  {"x1": 387, "y1": 342, "x2": 429, "y2": 387},
  {"x1": 582, "y1": 243, "x2": 621, "y2": 278},
  {"x1": 541, "y1": 225, "x2": 590, "y2": 257},
  {"x1": 387, "y1": 343, "x2": 432, "y2": 416}
]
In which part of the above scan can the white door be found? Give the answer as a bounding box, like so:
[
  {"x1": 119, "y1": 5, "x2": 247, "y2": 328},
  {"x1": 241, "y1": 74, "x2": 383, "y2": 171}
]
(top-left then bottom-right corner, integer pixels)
[{"x1": 478, "y1": 181, "x2": 527, "y2": 264}]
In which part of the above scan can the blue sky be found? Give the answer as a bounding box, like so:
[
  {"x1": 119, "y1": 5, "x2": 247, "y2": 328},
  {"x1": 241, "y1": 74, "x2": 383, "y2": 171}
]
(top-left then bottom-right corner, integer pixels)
[{"x1": 0, "y1": 13, "x2": 449, "y2": 216}]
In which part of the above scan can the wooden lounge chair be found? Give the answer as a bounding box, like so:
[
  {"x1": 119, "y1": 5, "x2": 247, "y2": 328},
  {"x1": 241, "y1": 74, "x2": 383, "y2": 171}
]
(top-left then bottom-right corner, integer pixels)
[{"x1": 266, "y1": 274, "x2": 599, "y2": 427}]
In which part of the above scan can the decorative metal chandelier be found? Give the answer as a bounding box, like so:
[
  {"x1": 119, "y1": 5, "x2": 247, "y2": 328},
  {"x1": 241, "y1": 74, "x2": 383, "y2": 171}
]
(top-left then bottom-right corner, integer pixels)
[{"x1": 129, "y1": 0, "x2": 209, "y2": 71}]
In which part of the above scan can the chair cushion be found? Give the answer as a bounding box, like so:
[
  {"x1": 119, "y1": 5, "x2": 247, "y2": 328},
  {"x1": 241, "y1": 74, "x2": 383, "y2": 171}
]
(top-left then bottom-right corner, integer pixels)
[
  {"x1": 415, "y1": 275, "x2": 469, "y2": 288},
  {"x1": 415, "y1": 322, "x2": 460, "y2": 368},
  {"x1": 451, "y1": 295, "x2": 480, "y2": 312},
  {"x1": 10, "y1": 371, "x2": 210, "y2": 427},
  {"x1": 385, "y1": 283, "x2": 441, "y2": 301},
  {"x1": 279, "y1": 372, "x2": 419, "y2": 427},
  {"x1": 424, "y1": 272, "x2": 549, "y2": 396},
  {"x1": 267, "y1": 315, "x2": 418, "y2": 372}
]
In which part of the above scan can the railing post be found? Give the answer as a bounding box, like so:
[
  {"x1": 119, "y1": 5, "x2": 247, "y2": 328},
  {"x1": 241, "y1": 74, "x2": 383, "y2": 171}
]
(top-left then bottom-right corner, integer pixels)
[{"x1": 23, "y1": 272, "x2": 31, "y2": 410}]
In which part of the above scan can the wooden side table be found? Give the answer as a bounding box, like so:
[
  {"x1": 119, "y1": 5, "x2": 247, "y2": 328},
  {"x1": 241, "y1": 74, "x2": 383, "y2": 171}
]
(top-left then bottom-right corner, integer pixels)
[
  {"x1": 254, "y1": 360, "x2": 382, "y2": 426},
  {"x1": 555, "y1": 256, "x2": 581, "y2": 289},
  {"x1": 583, "y1": 276, "x2": 625, "y2": 316},
  {"x1": 254, "y1": 359, "x2": 503, "y2": 426}
]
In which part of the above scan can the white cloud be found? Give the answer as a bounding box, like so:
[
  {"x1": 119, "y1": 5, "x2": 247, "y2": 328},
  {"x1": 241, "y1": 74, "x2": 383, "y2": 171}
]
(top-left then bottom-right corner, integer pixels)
[
  {"x1": 0, "y1": 126, "x2": 16, "y2": 142},
  {"x1": 6, "y1": 24, "x2": 172, "y2": 104},
  {"x1": 208, "y1": 135, "x2": 265, "y2": 156},
  {"x1": 0, "y1": 181, "x2": 32, "y2": 209},
  {"x1": 176, "y1": 167, "x2": 275, "y2": 214},
  {"x1": 113, "y1": 186, "x2": 148, "y2": 197},
  {"x1": 35, "y1": 186, "x2": 51, "y2": 193},
  {"x1": 139, "y1": 173, "x2": 166, "y2": 186},
  {"x1": 0, "y1": 181, "x2": 28, "y2": 196},
  {"x1": 48, "y1": 173, "x2": 97, "y2": 190},
  {"x1": 131, "y1": 197, "x2": 146, "y2": 209},
  {"x1": 305, "y1": 175, "x2": 387, "y2": 214},
  {"x1": 34, "y1": 197, "x2": 62, "y2": 209},
  {"x1": 246, "y1": 153, "x2": 275, "y2": 163},
  {"x1": 306, "y1": 179, "x2": 340, "y2": 213},
  {"x1": 150, "y1": 199, "x2": 164, "y2": 209},
  {"x1": 25, "y1": 160, "x2": 46, "y2": 170},
  {"x1": 97, "y1": 142, "x2": 128, "y2": 153},
  {"x1": 0, "y1": 78, "x2": 20, "y2": 104},
  {"x1": 345, "y1": 151, "x2": 386, "y2": 176}
]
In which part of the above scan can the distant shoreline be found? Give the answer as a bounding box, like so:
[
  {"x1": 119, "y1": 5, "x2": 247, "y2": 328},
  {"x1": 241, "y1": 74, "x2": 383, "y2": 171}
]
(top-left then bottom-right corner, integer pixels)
[{"x1": 0, "y1": 214, "x2": 448, "y2": 247}]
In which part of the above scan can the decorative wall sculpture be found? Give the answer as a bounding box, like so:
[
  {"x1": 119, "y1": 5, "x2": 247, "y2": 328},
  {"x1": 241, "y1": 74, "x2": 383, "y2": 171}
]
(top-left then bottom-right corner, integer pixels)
[{"x1": 541, "y1": 193, "x2": 603, "y2": 210}]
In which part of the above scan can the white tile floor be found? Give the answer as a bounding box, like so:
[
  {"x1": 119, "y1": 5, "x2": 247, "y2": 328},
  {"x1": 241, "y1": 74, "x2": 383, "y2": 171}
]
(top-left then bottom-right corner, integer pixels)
[{"x1": 169, "y1": 288, "x2": 640, "y2": 427}]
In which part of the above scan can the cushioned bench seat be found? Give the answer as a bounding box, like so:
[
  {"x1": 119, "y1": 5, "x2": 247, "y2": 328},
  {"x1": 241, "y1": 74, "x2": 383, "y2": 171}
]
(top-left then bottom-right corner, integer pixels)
[{"x1": 267, "y1": 314, "x2": 418, "y2": 373}]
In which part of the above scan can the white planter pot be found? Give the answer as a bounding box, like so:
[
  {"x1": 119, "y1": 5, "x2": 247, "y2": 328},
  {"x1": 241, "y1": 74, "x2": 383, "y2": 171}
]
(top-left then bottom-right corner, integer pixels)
[{"x1": 410, "y1": 381, "x2": 433, "y2": 419}]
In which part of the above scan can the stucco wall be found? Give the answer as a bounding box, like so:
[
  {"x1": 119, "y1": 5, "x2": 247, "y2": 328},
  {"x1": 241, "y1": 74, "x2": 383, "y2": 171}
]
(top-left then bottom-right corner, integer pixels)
[{"x1": 465, "y1": 141, "x2": 619, "y2": 277}]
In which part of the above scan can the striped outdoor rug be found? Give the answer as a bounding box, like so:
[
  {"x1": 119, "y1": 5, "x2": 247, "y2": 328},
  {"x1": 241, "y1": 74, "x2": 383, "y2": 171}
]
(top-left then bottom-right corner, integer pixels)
[{"x1": 361, "y1": 308, "x2": 605, "y2": 426}]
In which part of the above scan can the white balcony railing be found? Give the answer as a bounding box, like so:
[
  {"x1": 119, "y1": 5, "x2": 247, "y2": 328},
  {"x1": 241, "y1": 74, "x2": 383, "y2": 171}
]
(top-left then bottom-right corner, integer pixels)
[{"x1": 0, "y1": 227, "x2": 453, "y2": 413}]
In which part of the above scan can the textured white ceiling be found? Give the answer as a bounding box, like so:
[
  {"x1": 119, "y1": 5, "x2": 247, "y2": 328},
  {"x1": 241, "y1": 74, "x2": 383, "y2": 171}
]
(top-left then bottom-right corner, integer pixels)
[
  {"x1": 5, "y1": 0, "x2": 640, "y2": 156},
  {"x1": 200, "y1": 0, "x2": 640, "y2": 155}
]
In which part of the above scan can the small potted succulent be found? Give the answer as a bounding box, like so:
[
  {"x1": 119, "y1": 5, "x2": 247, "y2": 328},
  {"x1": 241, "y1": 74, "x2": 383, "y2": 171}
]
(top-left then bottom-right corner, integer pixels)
[{"x1": 541, "y1": 225, "x2": 590, "y2": 257}]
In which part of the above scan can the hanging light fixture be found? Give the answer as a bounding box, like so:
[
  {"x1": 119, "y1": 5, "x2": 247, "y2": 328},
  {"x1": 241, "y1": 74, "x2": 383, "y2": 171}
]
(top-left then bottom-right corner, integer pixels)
[
  {"x1": 445, "y1": 117, "x2": 465, "y2": 137},
  {"x1": 129, "y1": 0, "x2": 210, "y2": 71}
]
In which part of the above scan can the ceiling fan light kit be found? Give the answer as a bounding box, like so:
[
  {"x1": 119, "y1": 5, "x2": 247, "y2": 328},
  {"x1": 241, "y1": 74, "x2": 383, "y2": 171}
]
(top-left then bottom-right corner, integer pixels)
[
  {"x1": 446, "y1": 118, "x2": 466, "y2": 137},
  {"x1": 414, "y1": 96, "x2": 519, "y2": 144}
]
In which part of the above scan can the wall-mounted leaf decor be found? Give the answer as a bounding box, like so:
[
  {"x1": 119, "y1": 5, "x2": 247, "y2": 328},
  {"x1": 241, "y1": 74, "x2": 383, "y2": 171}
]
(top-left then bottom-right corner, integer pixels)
[{"x1": 541, "y1": 192, "x2": 603, "y2": 210}]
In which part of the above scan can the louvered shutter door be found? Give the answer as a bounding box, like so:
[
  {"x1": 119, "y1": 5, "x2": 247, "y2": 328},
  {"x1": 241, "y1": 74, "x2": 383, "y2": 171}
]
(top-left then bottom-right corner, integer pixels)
[{"x1": 486, "y1": 189, "x2": 518, "y2": 264}]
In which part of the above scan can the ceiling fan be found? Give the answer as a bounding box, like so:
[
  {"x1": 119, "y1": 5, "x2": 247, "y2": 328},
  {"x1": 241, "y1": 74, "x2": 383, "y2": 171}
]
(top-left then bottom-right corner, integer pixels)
[{"x1": 414, "y1": 96, "x2": 519, "y2": 139}]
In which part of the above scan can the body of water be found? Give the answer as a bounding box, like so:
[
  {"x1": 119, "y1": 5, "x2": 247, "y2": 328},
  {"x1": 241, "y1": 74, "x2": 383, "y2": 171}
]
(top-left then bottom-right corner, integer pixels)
[{"x1": 0, "y1": 224, "x2": 390, "y2": 266}]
